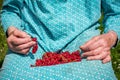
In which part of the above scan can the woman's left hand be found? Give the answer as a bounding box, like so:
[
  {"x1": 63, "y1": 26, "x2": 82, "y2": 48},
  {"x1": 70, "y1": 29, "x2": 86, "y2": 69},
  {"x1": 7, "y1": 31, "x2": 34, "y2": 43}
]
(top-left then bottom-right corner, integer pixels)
[{"x1": 80, "y1": 31, "x2": 118, "y2": 63}]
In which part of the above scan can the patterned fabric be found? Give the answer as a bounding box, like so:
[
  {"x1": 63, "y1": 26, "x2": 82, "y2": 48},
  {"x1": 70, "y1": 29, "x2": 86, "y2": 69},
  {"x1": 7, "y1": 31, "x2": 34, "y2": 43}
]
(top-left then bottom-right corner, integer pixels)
[{"x1": 1, "y1": 0, "x2": 120, "y2": 80}]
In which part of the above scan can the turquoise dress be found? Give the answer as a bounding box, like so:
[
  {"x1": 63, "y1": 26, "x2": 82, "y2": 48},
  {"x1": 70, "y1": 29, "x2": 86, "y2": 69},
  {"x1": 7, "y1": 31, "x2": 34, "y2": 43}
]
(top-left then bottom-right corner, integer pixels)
[{"x1": 1, "y1": 0, "x2": 120, "y2": 80}]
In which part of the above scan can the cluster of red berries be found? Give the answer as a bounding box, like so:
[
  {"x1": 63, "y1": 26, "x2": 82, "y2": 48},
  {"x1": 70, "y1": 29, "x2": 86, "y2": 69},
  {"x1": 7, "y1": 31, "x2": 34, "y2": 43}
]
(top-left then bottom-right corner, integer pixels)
[
  {"x1": 31, "y1": 50, "x2": 81, "y2": 67},
  {"x1": 32, "y1": 38, "x2": 38, "y2": 54}
]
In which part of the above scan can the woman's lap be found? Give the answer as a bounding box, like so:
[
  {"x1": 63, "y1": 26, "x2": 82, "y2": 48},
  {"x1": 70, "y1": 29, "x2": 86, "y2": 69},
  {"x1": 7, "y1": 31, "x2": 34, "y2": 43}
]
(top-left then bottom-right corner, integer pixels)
[{"x1": 0, "y1": 52, "x2": 117, "y2": 80}]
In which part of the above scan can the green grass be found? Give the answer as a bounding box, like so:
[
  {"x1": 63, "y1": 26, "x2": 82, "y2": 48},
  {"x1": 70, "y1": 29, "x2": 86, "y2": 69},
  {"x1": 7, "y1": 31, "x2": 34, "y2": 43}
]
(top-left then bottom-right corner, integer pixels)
[
  {"x1": 0, "y1": 0, "x2": 7, "y2": 67},
  {"x1": 0, "y1": 26, "x2": 7, "y2": 67},
  {"x1": 0, "y1": 0, "x2": 120, "y2": 79},
  {"x1": 111, "y1": 45, "x2": 120, "y2": 79}
]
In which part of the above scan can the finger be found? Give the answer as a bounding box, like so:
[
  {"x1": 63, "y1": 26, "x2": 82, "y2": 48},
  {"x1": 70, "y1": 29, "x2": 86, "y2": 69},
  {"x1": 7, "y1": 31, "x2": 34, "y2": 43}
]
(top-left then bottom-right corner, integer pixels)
[
  {"x1": 102, "y1": 55, "x2": 111, "y2": 64},
  {"x1": 7, "y1": 26, "x2": 17, "y2": 36},
  {"x1": 80, "y1": 41, "x2": 102, "y2": 52},
  {"x1": 81, "y1": 47, "x2": 103, "y2": 57},
  {"x1": 80, "y1": 36, "x2": 100, "y2": 51},
  {"x1": 87, "y1": 51, "x2": 110, "y2": 60},
  {"x1": 14, "y1": 41, "x2": 36, "y2": 51},
  {"x1": 7, "y1": 37, "x2": 13, "y2": 48},
  {"x1": 13, "y1": 29, "x2": 31, "y2": 38},
  {"x1": 17, "y1": 48, "x2": 30, "y2": 54},
  {"x1": 11, "y1": 37, "x2": 32, "y2": 46},
  {"x1": 81, "y1": 47, "x2": 110, "y2": 58}
]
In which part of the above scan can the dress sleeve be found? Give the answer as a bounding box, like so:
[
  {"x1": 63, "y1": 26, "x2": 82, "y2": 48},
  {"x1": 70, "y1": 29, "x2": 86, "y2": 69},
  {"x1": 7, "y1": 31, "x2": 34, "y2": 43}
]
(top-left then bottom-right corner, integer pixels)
[
  {"x1": 1, "y1": 0, "x2": 24, "y2": 32},
  {"x1": 101, "y1": 0, "x2": 120, "y2": 40}
]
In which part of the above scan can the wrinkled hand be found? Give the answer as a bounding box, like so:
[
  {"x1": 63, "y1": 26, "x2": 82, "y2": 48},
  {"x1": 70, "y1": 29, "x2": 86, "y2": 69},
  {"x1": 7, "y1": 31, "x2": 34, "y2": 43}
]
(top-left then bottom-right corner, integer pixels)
[
  {"x1": 80, "y1": 31, "x2": 117, "y2": 63},
  {"x1": 7, "y1": 26, "x2": 36, "y2": 54}
]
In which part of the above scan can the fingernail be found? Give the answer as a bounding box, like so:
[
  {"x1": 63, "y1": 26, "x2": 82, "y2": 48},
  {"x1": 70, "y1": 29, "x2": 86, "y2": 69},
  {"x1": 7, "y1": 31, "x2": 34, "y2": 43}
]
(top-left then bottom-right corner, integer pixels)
[
  {"x1": 81, "y1": 54, "x2": 87, "y2": 59},
  {"x1": 87, "y1": 57, "x2": 91, "y2": 60},
  {"x1": 33, "y1": 42, "x2": 37, "y2": 44},
  {"x1": 80, "y1": 46, "x2": 83, "y2": 48},
  {"x1": 102, "y1": 61, "x2": 106, "y2": 64},
  {"x1": 27, "y1": 35, "x2": 31, "y2": 38},
  {"x1": 102, "y1": 61, "x2": 105, "y2": 64},
  {"x1": 25, "y1": 52, "x2": 29, "y2": 56},
  {"x1": 81, "y1": 54, "x2": 84, "y2": 57}
]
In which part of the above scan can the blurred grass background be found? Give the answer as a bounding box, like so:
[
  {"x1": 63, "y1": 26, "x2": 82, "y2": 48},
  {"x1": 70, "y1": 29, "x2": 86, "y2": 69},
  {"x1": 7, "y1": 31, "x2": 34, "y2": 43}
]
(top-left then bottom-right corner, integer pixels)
[
  {"x1": 0, "y1": 0, "x2": 120, "y2": 79},
  {"x1": 0, "y1": 0, "x2": 8, "y2": 68}
]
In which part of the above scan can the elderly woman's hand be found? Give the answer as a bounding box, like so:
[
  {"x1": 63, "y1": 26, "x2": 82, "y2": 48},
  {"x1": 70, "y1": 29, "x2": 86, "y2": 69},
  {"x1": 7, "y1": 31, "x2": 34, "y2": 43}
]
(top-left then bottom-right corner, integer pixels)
[
  {"x1": 80, "y1": 31, "x2": 118, "y2": 63},
  {"x1": 7, "y1": 26, "x2": 36, "y2": 54}
]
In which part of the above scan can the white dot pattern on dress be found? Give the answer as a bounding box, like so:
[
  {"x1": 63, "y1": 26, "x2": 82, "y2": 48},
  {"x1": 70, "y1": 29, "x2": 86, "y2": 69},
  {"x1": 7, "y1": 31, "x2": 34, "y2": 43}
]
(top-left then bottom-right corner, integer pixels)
[{"x1": 1, "y1": 0, "x2": 119, "y2": 80}]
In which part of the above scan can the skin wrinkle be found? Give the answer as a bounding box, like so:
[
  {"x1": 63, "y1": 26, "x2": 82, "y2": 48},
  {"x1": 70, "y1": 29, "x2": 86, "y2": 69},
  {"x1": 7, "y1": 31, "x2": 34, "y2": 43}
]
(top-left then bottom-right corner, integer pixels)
[{"x1": 80, "y1": 31, "x2": 117, "y2": 63}]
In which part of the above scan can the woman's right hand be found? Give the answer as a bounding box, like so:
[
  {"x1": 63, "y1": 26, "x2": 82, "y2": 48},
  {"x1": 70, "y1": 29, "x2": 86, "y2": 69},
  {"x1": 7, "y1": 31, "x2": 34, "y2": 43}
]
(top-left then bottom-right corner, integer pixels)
[{"x1": 7, "y1": 26, "x2": 36, "y2": 54}]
